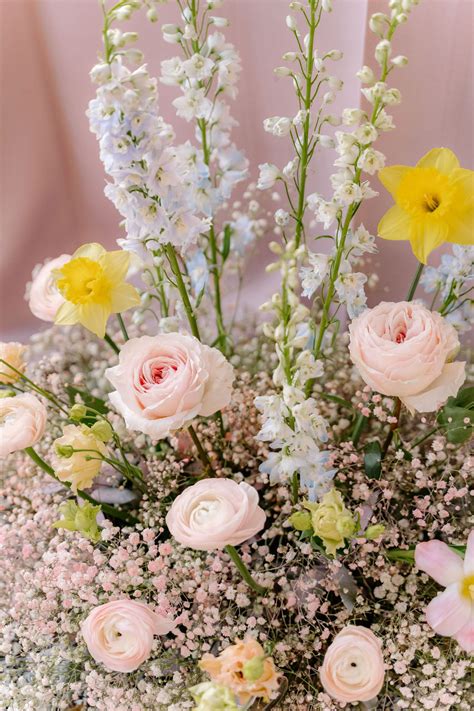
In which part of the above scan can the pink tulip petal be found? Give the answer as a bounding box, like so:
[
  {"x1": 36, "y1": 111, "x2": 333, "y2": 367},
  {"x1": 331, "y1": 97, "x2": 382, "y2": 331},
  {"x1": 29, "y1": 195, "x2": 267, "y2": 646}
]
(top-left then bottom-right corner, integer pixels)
[
  {"x1": 454, "y1": 619, "x2": 474, "y2": 654},
  {"x1": 415, "y1": 540, "x2": 464, "y2": 586},
  {"x1": 425, "y1": 584, "x2": 471, "y2": 636},
  {"x1": 463, "y1": 530, "x2": 474, "y2": 576}
]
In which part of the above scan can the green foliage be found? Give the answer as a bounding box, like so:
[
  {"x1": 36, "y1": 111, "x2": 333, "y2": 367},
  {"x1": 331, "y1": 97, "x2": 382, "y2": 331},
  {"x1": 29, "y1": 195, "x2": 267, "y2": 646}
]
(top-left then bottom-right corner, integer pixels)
[{"x1": 437, "y1": 386, "x2": 474, "y2": 444}]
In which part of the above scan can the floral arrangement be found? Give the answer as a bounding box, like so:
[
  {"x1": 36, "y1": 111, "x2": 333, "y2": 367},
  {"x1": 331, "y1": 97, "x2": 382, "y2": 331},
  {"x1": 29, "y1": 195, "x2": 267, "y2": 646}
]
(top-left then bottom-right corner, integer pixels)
[{"x1": 1, "y1": 1, "x2": 473, "y2": 710}]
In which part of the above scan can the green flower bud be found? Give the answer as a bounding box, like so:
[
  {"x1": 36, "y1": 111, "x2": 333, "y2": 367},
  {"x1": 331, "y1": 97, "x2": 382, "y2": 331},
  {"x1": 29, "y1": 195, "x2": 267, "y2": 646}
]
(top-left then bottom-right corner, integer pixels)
[
  {"x1": 189, "y1": 682, "x2": 238, "y2": 711},
  {"x1": 304, "y1": 489, "x2": 356, "y2": 556},
  {"x1": 242, "y1": 655, "x2": 265, "y2": 682},
  {"x1": 364, "y1": 523, "x2": 386, "y2": 540},
  {"x1": 0, "y1": 389, "x2": 16, "y2": 398},
  {"x1": 53, "y1": 500, "x2": 102, "y2": 543},
  {"x1": 55, "y1": 444, "x2": 74, "y2": 458},
  {"x1": 90, "y1": 420, "x2": 113, "y2": 442},
  {"x1": 289, "y1": 510, "x2": 313, "y2": 531},
  {"x1": 69, "y1": 403, "x2": 87, "y2": 421}
]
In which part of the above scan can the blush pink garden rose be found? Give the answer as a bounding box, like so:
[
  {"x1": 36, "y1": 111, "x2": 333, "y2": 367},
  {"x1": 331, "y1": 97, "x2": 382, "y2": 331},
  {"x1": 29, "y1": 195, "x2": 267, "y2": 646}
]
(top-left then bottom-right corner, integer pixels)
[
  {"x1": 0, "y1": 393, "x2": 47, "y2": 458},
  {"x1": 349, "y1": 301, "x2": 466, "y2": 413},
  {"x1": 166, "y1": 478, "x2": 266, "y2": 551},
  {"x1": 81, "y1": 599, "x2": 177, "y2": 673},
  {"x1": 27, "y1": 254, "x2": 70, "y2": 321},
  {"x1": 320, "y1": 626, "x2": 385, "y2": 704},
  {"x1": 105, "y1": 334, "x2": 234, "y2": 440},
  {"x1": 415, "y1": 531, "x2": 474, "y2": 653}
]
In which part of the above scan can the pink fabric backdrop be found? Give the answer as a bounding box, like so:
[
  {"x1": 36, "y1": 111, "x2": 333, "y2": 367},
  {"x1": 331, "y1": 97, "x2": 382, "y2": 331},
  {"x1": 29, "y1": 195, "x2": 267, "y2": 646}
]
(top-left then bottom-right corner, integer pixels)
[{"x1": 0, "y1": 0, "x2": 473, "y2": 338}]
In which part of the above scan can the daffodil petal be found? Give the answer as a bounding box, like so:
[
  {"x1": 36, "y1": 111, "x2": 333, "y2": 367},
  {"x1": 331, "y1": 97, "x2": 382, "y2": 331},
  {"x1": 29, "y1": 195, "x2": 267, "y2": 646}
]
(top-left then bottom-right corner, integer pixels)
[
  {"x1": 102, "y1": 250, "x2": 131, "y2": 282},
  {"x1": 409, "y1": 219, "x2": 449, "y2": 263},
  {"x1": 110, "y1": 283, "x2": 141, "y2": 313},
  {"x1": 446, "y1": 207, "x2": 474, "y2": 245},
  {"x1": 378, "y1": 165, "x2": 410, "y2": 196},
  {"x1": 416, "y1": 147, "x2": 460, "y2": 174},
  {"x1": 55, "y1": 301, "x2": 80, "y2": 326},
  {"x1": 78, "y1": 303, "x2": 110, "y2": 338},
  {"x1": 378, "y1": 205, "x2": 411, "y2": 241},
  {"x1": 72, "y1": 243, "x2": 107, "y2": 261}
]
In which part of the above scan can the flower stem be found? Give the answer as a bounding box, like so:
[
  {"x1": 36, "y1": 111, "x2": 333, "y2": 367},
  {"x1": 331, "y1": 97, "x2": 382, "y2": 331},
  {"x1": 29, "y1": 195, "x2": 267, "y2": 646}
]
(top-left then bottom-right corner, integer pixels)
[
  {"x1": 24, "y1": 447, "x2": 138, "y2": 524},
  {"x1": 117, "y1": 314, "x2": 129, "y2": 341},
  {"x1": 381, "y1": 398, "x2": 402, "y2": 459},
  {"x1": 188, "y1": 425, "x2": 215, "y2": 476},
  {"x1": 104, "y1": 333, "x2": 120, "y2": 354},
  {"x1": 225, "y1": 544, "x2": 267, "y2": 595},
  {"x1": 291, "y1": 471, "x2": 299, "y2": 505},
  {"x1": 0, "y1": 359, "x2": 69, "y2": 414},
  {"x1": 165, "y1": 243, "x2": 201, "y2": 339},
  {"x1": 351, "y1": 412, "x2": 367, "y2": 447},
  {"x1": 406, "y1": 262, "x2": 424, "y2": 302}
]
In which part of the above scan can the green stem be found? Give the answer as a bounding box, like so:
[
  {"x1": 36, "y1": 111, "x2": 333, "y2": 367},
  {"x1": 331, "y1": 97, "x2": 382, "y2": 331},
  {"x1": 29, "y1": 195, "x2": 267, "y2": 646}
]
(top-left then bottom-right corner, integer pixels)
[
  {"x1": 225, "y1": 544, "x2": 267, "y2": 595},
  {"x1": 351, "y1": 412, "x2": 367, "y2": 447},
  {"x1": 104, "y1": 333, "x2": 120, "y2": 355},
  {"x1": 291, "y1": 471, "x2": 299, "y2": 505},
  {"x1": 406, "y1": 262, "x2": 424, "y2": 302},
  {"x1": 165, "y1": 243, "x2": 201, "y2": 339},
  {"x1": 188, "y1": 425, "x2": 215, "y2": 476},
  {"x1": 381, "y1": 398, "x2": 401, "y2": 459},
  {"x1": 0, "y1": 359, "x2": 69, "y2": 414},
  {"x1": 117, "y1": 314, "x2": 129, "y2": 341},
  {"x1": 409, "y1": 426, "x2": 439, "y2": 450},
  {"x1": 24, "y1": 447, "x2": 137, "y2": 524}
]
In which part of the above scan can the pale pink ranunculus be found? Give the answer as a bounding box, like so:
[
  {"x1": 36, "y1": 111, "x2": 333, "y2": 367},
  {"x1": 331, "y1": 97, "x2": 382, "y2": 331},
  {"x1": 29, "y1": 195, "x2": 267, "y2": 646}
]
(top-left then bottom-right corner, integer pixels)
[
  {"x1": 105, "y1": 334, "x2": 234, "y2": 440},
  {"x1": 415, "y1": 531, "x2": 474, "y2": 653},
  {"x1": 81, "y1": 599, "x2": 177, "y2": 673},
  {"x1": 27, "y1": 254, "x2": 70, "y2": 322},
  {"x1": 166, "y1": 478, "x2": 266, "y2": 551},
  {"x1": 320, "y1": 626, "x2": 385, "y2": 704},
  {"x1": 0, "y1": 342, "x2": 26, "y2": 384},
  {"x1": 0, "y1": 393, "x2": 47, "y2": 458},
  {"x1": 349, "y1": 301, "x2": 465, "y2": 413}
]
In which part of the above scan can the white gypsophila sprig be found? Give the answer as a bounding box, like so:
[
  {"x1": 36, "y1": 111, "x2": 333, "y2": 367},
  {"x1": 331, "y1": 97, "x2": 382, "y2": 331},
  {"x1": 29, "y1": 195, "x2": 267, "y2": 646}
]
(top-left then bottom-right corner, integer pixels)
[
  {"x1": 159, "y1": 0, "x2": 250, "y2": 354},
  {"x1": 88, "y1": 2, "x2": 208, "y2": 262}
]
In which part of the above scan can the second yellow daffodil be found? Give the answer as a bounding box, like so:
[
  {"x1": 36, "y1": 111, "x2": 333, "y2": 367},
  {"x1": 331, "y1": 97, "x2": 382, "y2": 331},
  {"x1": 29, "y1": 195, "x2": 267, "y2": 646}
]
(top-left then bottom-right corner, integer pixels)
[
  {"x1": 377, "y1": 147, "x2": 474, "y2": 263},
  {"x1": 54, "y1": 243, "x2": 140, "y2": 338}
]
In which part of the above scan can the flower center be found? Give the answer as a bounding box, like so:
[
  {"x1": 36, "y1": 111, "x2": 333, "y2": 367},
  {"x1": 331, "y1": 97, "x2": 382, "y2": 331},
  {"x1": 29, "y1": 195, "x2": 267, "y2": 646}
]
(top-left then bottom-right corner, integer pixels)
[
  {"x1": 460, "y1": 574, "x2": 474, "y2": 601},
  {"x1": 396, "y1": 167, "x2": 454, "y2": 219},
  {"x1": 422, "y1": 193, "x2": 440, "y2": 213},
  {"x1": 56, "y1": 258, "x2": 111, "y2": 305}
]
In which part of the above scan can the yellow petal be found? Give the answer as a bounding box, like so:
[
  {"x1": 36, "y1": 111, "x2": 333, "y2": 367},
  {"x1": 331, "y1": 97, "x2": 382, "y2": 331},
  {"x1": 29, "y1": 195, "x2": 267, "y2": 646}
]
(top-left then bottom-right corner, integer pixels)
[
  {"x1": 409, "y1": 219, "x2": 449, "y2": 264},
  {"x1": 77, "y1": 303, "x2": 110, "y2": 338},
  {"x1": 110, "y1": 283, "x2": 141, "y2": 313},
  {"x1": 55, "y1": 301, "x2": 80, "y2": 326},
  {"x1": 450, "y1": 168, "x2": 474, "y2": 206},
  {"x1": 102, "y1": 250, "x2": 131, "y2": 282},
  {"x1": 72, "y1": 243, "x2": 107, "y2": 261},
  {"x1": 378, "y1": 205, "x2": 411, "y2": 240},
  {"x1": 416, "y1": 147, "x2": 460, "y2": 175},
  {"x1": 446, "y1": 207, "x2": 474, "y2": 245},
  {"x1": 378, "y1": 165, "x2": 410, "y2": 197}
]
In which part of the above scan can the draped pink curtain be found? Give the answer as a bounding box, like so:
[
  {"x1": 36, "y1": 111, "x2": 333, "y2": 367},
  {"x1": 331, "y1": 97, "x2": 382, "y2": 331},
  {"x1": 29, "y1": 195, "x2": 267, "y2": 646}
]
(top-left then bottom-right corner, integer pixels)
[{"x1": 0, "y1": 0, "x2": 473, "y2": 338}]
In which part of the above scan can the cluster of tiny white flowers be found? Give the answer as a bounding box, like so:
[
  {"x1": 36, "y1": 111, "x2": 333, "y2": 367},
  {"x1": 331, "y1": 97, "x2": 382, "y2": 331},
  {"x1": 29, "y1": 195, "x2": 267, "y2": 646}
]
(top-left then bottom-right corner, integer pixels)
[
  {"x1": 87, "y1": 2, "x2": 208, "y2": 258},
  {"x1": 421, "y1": 245, "x2": 474, "y2": 332}
]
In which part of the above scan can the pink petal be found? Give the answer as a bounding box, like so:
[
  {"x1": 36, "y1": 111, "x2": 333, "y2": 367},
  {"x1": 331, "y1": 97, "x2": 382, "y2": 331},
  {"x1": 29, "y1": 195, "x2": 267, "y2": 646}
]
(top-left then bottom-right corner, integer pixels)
[
  {"x1": 415, "y1": 540, "x2": 464, "y2": 586},
  {"x1": 454, "y1": 619, "x2": 474, "y2": 653},
  {"x1": 463, "y1": 530, "x2": 474, "y2": 576},
  {"x1": 425, "y1": 584, "x2": 471, "y2": 636},
  {"x1": 400, "y1": 362, "x2": 466, "y2": 414}
]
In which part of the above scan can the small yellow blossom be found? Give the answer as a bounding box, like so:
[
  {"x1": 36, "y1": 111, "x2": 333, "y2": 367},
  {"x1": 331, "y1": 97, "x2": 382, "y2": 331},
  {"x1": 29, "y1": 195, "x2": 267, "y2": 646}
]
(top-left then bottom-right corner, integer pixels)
[
  {"x1": 305, "y1": 489, "x2": 356, "y2": 556},
  {"x1": 54, "y1": 243, "x2": 140, "y2": 338},
  {"x1": 377, "y1": 147, "x2": 474, "y2": 263}
]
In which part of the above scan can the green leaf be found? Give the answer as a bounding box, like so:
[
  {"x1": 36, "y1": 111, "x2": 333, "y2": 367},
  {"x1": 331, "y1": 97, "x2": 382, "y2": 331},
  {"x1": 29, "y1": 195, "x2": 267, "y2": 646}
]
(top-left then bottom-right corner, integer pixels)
[
  {"x1": 437, "y1": 388, "x2": 474, "y2": 444},
  {"x1": 364, "y1": 440, "x2": 382, "y2": 479},
  {"x1": 66, "y1": 385, "x2": 109, "y2": 415},
  {"x1": 319, "y1": 392, "x2": 356, "y2": 411},
  {"x1": 221, "y1": 224, "x2": 232, "y2": 262}
]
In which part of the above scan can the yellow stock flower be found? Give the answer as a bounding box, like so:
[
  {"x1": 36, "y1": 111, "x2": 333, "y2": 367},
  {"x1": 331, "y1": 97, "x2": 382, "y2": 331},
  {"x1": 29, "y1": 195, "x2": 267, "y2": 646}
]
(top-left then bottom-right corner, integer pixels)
[
  {"x1": 377, "y1": 148, "x2": 474, "y2": 263},
  {"x1": 54, "y1": 243, "x2": 140, "y2": 338}
]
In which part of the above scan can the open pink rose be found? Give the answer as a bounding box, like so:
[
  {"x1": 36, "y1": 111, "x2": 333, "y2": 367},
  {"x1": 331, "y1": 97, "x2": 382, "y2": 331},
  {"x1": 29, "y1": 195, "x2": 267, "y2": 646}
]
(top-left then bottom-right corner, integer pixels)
[
  {"x1": 27, "y1": 254, "x2": 70, "y2": 322},
  {"x1": 320, "y1": 626, "x2": 385, "y2": 704},
  {"x1": 105, "y1": 334, "x2": 234, "y2": 440},
  {"x1": 81, "y1": 599, "x2": 177, "y2": 672},
  {"x1": 166, "y1": 478, "x2": 266, "y2": 551},
  {"x1": 0, "y1": 393, "x2": 47, "y2": 458},
  {"x1": 349, "y1": 301, "x2": 465, "y2": 413},
  {"x1": 415, "y1": 531, "x2": 474, "y2": 653}
]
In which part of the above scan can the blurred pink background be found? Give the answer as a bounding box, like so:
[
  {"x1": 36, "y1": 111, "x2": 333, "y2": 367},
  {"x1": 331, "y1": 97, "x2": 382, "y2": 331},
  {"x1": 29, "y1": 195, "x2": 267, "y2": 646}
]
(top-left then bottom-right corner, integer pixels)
[{"x1": 0, "y1": 0, "x2": 473, "y2": 338}]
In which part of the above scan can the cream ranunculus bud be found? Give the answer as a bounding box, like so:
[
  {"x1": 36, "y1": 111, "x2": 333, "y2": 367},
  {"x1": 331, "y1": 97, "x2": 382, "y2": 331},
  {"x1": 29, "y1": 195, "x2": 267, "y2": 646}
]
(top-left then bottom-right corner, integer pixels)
[
  {"x1": 52, "y1": 424, "x2": 107, "y2": 493},
  {"x1": 305, "y1": 489, "x2": 356, "y2": 555},
  {"x1": 0, "y1": 342, "x2": 26, "y2": 384},
  {"x1": 190, "y1": 682, "x2": 238, "y2": 711},
  {"x1": 26, "y1": 254, "x2": 70, "y2": 322},
  {"x1": 364, "y1": 523, "x2": 386, "y2": 540},
  {"x1": 90, "y1": 420, "x2": 113, "y2": 443},
  {"x1": 69, "y1": 404, "x2": 88, "y2": 421},
  {"x1": 320, "y1": 626, "x2": 385, "y2": 703}
]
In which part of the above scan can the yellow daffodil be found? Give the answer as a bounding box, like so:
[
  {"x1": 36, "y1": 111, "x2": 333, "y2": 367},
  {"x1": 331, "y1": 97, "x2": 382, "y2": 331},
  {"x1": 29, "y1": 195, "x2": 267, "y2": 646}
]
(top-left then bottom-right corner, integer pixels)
[
  {"x1": 54, "y1": 243, "x2": 140, "y2": 338},
  {"x1": 377, "y1": 147, "x2": 474, "y2": 263}
]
